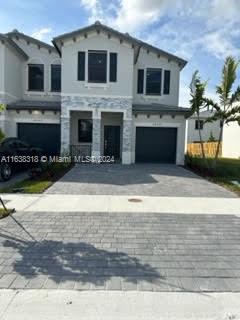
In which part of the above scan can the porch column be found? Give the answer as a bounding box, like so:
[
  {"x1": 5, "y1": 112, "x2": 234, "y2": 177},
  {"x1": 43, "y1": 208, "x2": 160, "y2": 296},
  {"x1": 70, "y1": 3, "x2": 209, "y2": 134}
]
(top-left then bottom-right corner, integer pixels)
[
  {"x1": 92, "y1": 109, "x2": 101, "y2": 158},
  {"x1": 60, "y1": 115, "x2": 70, "y2": 155},
  {"x1": 122, "y1": 114, "x2": 132, "y2": 164}
]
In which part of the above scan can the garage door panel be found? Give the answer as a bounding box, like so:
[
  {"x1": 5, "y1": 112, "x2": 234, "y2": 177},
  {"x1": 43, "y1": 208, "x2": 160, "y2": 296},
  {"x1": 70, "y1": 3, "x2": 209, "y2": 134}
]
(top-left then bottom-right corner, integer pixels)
[
  {"x1": 135, "y1": 127, "x2": 177, "y2": 163},
  {"x1": 18, "y1": 123, "x2": 60, "y2": 156}
]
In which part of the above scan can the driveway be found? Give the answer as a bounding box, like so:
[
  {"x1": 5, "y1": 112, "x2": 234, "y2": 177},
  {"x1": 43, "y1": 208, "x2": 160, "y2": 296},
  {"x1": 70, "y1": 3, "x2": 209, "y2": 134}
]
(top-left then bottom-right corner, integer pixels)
[
  {"x1": 0, "y1": 211, "x2": 240, "y2": 292},
  {"x1": 46, "y1": 164, "x2": 236, "y2": 198}
]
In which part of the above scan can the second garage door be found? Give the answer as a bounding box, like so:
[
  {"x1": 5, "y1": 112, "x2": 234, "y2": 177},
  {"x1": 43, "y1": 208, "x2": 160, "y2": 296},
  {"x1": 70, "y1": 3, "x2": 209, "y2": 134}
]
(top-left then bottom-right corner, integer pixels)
[
  {"x1": 18, "y1": 123, "x2": 60, "y2": 156},
  {"x1": 135, "y1": 127, "x2": 177, "y2": 163}
]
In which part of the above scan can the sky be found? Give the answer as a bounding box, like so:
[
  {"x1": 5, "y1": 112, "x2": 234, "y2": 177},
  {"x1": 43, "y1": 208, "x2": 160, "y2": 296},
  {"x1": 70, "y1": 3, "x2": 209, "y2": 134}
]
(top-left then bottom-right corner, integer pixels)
[{"x1": 0, "y1": 0, "x2": 239, "y2": 107}]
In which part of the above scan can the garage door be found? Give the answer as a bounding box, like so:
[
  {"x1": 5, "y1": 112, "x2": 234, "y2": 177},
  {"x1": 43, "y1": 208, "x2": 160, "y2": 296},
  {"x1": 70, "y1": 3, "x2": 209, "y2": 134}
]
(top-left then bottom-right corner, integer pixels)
[
  {"x1": 18, "y1": 123, "x2": 60, "y2": 156},
  {"x1": 135, "y1": 127, "x2": 177, "y2": 163}
]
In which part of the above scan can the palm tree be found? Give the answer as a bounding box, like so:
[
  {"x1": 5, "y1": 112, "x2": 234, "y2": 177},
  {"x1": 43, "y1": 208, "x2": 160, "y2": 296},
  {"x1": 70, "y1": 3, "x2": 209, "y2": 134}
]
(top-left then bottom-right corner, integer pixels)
[
  {"x1": 189, "y1": 71, "x2": 208, "y2": 165},
  {"x1": 204, "y1": 56, "x2": 240, "y2": 167}
]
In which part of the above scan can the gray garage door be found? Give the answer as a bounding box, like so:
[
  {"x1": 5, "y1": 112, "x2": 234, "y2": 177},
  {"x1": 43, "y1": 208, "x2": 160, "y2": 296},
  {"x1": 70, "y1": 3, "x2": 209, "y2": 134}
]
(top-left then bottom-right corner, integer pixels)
[
  {"x1": 135, "y1": 127, "x2": 177, "y2": 163},
  {"x1": 18, "y1": 123, "x2": 60, "y2": 156}
]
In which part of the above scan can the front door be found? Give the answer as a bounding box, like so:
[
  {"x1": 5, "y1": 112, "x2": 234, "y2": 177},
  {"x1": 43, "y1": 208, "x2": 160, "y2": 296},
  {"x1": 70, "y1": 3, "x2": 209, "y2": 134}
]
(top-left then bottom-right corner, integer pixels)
[{"x1": 104, "y1": 126, "x2": 120, "y2": 160}]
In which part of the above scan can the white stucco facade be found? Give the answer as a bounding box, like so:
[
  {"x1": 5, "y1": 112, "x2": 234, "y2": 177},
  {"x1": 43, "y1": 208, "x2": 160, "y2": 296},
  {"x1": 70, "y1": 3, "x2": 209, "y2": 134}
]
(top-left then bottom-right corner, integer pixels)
[
  {"x1": 222, "y1": 122, "x2": 240, "y2": 158},
  {"x1": 0, "y1": 22, "x2": 189, "y2": 165}
]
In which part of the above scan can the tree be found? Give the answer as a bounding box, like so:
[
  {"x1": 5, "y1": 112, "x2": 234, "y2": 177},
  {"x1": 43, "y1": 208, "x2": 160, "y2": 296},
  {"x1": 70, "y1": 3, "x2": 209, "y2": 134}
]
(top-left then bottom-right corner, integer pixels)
[
  {"x1": 204, "y1": 56, "x2": 240, "y2": 167},
  {"x1": 189, "y1": 71, "x2": 208, "y2": 165}
]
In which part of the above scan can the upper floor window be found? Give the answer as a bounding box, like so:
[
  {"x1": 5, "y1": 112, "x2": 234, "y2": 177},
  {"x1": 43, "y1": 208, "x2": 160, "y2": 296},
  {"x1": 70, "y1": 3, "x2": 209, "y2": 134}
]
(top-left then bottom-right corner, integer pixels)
[
  {"x1": 146, "y1": 68, "x2": 162, "y2": 95},
  {"x1": 51, "y1": 64, "x2": 61, "y2": 92},
  {"x1": 195, "y1": 120, "x2": 204, "y2": 130},
  {"x1": 137, "y1": 69, "x2": 144, "y2": 94},
  {"x1": 28, "y1": 64, "x2": 44, "y2": 91},
  {"x1": 88, "y1": 50, "x2": 107, "y2": 83},
  {"x1": 109, "y1": 53, "x2": 117, "y2": 82},
  {"x1": 163, "y1": 70, "x2": 171, "y2": 95}
]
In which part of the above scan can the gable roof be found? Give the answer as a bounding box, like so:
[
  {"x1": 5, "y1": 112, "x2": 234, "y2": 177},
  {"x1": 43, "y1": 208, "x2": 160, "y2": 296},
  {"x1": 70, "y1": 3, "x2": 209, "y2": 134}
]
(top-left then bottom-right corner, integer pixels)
[
  {"x1": 52, "y1": 21, "x2": 187, "y2": 69},
  {"x1": 0, "y1": 33, "x2": 29, "y2": 60},
  {"x1": 6, "y1": 30, "x2": 57, "y2": 53}
]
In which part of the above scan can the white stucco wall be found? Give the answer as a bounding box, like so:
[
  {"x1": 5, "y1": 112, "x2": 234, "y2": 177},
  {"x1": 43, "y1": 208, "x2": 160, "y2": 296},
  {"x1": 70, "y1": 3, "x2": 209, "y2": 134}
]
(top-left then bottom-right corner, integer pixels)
[
  {"x1": 3, "y1": 110, "x2": 60, "y2": 138},
  {"x1": 133, "y1": 49, "x2": 180, "y2": 106},
  {"x1": 0, "y1": 42, "x2": 4, "y2": 94},
  {"x1": 187, "y1": 117, "x2": 221, "y2": 142},
  {"x1": 222, "y1": 122, "x2": 240, "y2": 158},
  {"x1": 4, "y1": 45, "x2": 22, "y2": 100},
  {"x1": 132, "y1": 114, "x2": 187, "y2": 165},
  {"x1": 61, "y1": 31, "x2": 134, "y2": 97},
  {"x1": 10, "y1": 37, "x2": 61, "y2": 102}
]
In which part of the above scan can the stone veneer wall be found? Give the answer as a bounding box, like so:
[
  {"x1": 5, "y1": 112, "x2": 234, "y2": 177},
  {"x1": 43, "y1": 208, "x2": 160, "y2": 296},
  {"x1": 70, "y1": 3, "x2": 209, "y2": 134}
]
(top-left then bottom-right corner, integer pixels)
[{"x1": 61, "y1": 95, "x2": 133, "y2": 163}]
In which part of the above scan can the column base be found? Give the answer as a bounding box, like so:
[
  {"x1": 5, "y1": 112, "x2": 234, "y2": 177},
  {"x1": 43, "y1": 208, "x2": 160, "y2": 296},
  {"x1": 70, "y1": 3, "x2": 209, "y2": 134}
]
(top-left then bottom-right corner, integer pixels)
[{"x1": 122, "y1": 151, "x2": 132, "y2": 164}]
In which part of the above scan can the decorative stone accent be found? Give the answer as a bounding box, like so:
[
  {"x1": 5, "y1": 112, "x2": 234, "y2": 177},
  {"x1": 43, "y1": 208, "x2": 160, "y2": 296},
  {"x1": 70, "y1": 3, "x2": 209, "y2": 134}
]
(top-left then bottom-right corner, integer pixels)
[
  {"x1": 61, "y1": 116, "x2": 70, "y2": 154},
  {"x1": 61, "y1": 95, "x2": 133, "y2": 162},
  {"x1": 92, "y1": 118, "x2": 101, "y2": 157}
]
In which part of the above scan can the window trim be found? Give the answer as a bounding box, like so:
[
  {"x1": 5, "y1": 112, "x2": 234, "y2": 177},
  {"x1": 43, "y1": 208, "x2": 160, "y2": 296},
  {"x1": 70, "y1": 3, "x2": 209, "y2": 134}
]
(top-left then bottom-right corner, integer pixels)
[
  {"x1": 78, "y1": 119, "x2": 93, "y2": 143},
  {"x1": 88, "y1": 50, "x2": 107, "y2": 84},
  {"x1": 51, "y1": 64, "x2": 61, "y2": 92},
  {"x1": 145, "y1": 68, "x2": 162, "y2": 96},
  {"x1": 28, "y1": 63, "x2": 44, "y2": 92}
]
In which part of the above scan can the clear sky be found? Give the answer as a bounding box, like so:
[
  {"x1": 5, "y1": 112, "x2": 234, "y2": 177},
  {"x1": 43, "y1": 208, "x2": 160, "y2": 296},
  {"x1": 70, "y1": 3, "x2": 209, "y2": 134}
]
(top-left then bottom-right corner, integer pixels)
[{"x1": 1, "y1": 0, "x2": 239, "y2": 107}]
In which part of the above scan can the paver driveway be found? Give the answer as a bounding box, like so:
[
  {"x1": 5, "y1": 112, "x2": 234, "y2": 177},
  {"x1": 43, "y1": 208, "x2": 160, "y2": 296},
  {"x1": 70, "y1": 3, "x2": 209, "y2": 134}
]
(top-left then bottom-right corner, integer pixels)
[
  {"x1": 46, "y1": 164, "x2": 235, "y2": 197},
  {"x1": 0, "y1": 211, "x2": 240, "y2": 292}
]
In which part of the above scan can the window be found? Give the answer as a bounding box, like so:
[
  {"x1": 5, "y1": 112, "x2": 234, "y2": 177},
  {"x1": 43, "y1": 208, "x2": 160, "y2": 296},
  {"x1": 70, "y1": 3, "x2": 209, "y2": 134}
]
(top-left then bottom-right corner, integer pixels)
[
  {"x1": 163, "y1": 70, "x2": 170, "y2": 94},
  {"x1": 195, "y1": 120, "x2": 204, "y2": 130},
  {"x1": 28, "y1": 64, "x2": 44, "y2": 91},
  {"x1": 137, "y1": 69, "x2": 144, "y2": 94},
  {"x1": 78, "y1": 119, "x2": 92, "y2": 143},
  {"x1": 146, "y1": 68, "x2": 162, "y2": 95},
  {"x1": 51, "y1": 65, "x2": 61, "y2": 92},
  {"x1": 78, "y1": 52, "x2": 85, "y2": 81},
  {"x1": 109, "y1": 53, "x2": 117, "y2": 82},
  {"x1": 88, "y1": 50, "x2": 107, "y2": 83}
]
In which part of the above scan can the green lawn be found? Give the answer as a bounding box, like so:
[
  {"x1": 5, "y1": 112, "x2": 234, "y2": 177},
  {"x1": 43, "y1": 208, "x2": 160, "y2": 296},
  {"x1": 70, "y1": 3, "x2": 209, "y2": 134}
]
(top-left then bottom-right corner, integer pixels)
[
  {"x1": 0, "y1": 162, "x2": 73, "y2": 194},
  {"x1": 185, "y1": 156, "x2": 240, "y2": 196}
]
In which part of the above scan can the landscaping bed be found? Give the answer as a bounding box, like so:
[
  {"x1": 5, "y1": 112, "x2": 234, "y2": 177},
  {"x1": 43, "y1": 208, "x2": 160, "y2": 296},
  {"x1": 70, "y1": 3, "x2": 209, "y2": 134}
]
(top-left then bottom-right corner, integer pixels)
[
  {"x1": 0, "y1": 162, "x2": 73, "y2": 194},
  {"x1": 185, "y1": 156, "x2": 240, "y2": 196}
]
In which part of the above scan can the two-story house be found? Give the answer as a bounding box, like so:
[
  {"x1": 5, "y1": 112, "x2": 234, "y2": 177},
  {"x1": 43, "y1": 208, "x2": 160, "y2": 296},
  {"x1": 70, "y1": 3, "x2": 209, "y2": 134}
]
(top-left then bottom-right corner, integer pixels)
[{"x1": 0, "y1": 21, "x2": 190, "y2": 164}]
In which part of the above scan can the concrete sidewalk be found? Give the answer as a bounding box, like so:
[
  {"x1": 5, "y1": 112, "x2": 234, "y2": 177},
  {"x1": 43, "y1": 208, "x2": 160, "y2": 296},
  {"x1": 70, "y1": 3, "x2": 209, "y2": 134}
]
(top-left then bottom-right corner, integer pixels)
[
  {"x1": 1, "y1": 193, "x2": 240, "y2": 214},
  {"x1": 0, "y1": 290, "x2": 240, "y2": 320}
]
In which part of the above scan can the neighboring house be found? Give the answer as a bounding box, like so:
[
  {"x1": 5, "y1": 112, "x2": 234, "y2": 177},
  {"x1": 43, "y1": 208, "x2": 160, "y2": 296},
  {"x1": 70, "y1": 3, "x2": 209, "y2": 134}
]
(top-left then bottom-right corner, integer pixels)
[
  {"x1": 222, "y1": 122, "x2": 240, "y2": 158},
  {"x1": 187, "y1": 110, "x2": 221, "y2": 143},
  {"x1": 0, "y1": 21, "x2": 190, "y2": 164}
]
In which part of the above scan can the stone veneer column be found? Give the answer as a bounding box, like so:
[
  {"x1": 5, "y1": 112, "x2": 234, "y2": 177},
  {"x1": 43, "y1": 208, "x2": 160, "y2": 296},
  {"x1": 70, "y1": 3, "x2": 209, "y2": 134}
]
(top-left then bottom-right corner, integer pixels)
[
  {"x1": 122, "y1": 116, "x2": 133, "y2": 164},
  {"x1": 61, "y1": 115, "x2": 70, "y2": 155},
  {"x1": 92, "y1": 109, "x2": 101, "y2": 158}
]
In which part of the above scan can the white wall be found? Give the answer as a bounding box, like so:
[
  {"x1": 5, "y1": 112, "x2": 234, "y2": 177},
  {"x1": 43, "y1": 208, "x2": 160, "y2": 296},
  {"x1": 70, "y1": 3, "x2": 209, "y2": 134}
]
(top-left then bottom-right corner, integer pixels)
[
  {"x1": 0, "y1": 42, "x2": 4, "y2": 94},
  {"x1": 10, "y1": 37, "x2": 61, "y2": 102},
  {"x1": 4, "y1": 45, "x2": 22, "y2": 100},
  {"x1": 187, "y1": 117, "x2": 221, "y2": 142},
  {"x1": 61, "y1": 31, "x2": 134, "y2": 97},
  {"x1": 132, "y1": 114, "x2": 186, "y2": 165},
  {"x1": 133, "y1": 49, "x2": 180, "y2": 106},
  {"x1": 222, "y1": 122, "x2": 240, "y2": 158}
]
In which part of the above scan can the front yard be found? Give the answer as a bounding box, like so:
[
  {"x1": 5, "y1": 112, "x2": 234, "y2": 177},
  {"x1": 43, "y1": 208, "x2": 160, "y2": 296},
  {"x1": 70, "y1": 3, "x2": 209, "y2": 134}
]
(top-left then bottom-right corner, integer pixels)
[
  {"x1": 185, "y1": 156, "x2": 240, "y2": 196},
  {"x1": 0, "y1": 162, "x2": 73, "y2": 194}
]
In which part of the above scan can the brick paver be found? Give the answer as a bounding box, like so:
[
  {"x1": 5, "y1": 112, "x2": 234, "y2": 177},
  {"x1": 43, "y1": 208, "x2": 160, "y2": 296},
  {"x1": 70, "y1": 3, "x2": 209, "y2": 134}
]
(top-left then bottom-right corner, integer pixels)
[
  {"x1": 0, "y1": 211, "x2": 240, "y2": 291},
  {"x1": 46, "y1": 164, "x2": 236, "y2": 197}
]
